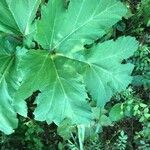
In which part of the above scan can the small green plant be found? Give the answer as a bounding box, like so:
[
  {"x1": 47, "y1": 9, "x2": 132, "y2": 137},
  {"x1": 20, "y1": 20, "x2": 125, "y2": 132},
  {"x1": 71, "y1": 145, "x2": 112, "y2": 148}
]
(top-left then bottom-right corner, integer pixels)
[
  {"x1": 24, "y1": 121, "x2": 44, "y2": 150},
  {"x1": 121, "y1": 88, "x2": 150, "y2": 121},
  {"x1": 109, "y1": 88, "x2": 150, "y2": 122},
  {"x1": 135, "y1": 122, "x2": 150, "y2": 150},
  {"x1": 108, "y1": 89, "x2": 150, "y2": 150},
  {"x1": 113, "y1": 130, "x2": 128, "y2": 150},
  {"x1": 132, "y1": 45, "x2": 150, "y2": 88}
]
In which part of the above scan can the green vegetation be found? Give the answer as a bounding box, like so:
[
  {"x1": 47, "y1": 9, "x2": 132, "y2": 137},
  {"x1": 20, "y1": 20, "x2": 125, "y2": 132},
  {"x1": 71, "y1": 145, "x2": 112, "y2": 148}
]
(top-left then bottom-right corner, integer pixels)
[{"x1": 0, "y1": 0, "x2": 149, "y2": 149}]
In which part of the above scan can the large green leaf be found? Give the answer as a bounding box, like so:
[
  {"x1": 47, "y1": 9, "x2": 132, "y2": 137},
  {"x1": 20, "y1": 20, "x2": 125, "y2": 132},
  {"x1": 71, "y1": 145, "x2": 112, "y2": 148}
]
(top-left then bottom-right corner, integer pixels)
[
  {"x1": 0, "y1": 38, "x2": 27, "y2": 134},
  {"x1": 15, "y1": 0, "x2": 138, "y2": 126},
  {"x1": 82, "y1": 37, "x2": 138, "y2": 106},
  {"x1": 17, "y1": 50, "x2": 91, "y2": 125},
  {"x1": 57, "y1": 37, "x2": 139, "y2": 106},
  {"x1": 0, "y1": 0, "x2": 41, "y2": 35},
  {"x1": 34, "y1": 73, "x2": 91, "y2": 125},
  {"x1": 35, "y1": 0, "x2": 127, "y2": 52},
  {"x1": 17, "y1": 36, "x2": 138, "y2": 126},
  {"x1": 0, "y1": 0, "x2": 139, "y2": 134}
]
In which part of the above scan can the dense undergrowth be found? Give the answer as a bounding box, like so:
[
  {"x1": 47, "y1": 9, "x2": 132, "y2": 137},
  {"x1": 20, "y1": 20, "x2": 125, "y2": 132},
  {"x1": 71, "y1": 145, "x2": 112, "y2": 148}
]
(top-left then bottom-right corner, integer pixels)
[{"x1": 0, "y1": 0, "x2": 150, "y2": 150}]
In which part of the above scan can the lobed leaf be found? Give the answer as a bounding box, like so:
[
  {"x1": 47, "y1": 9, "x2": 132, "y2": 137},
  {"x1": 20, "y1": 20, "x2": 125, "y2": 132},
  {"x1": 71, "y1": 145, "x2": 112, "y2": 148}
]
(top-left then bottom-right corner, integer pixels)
[
  {"x1": 36, "y1": 0, "x2": 127, "y2": 52},
  {"x1": 0, "y1": 0, "x2": 139, "y2": 134},
  {"x1": 0, "y1": 0, "x2": 41, "y2": 35},
  {"x1": 0, "y1": 38, "x2": 27, "y2": 134},
  {"x1": 57, "y1": 36, "x2": 139, "y2": 106},
  {"x1": 17, "y1": 51, "x2": 91, "y2": 125}
]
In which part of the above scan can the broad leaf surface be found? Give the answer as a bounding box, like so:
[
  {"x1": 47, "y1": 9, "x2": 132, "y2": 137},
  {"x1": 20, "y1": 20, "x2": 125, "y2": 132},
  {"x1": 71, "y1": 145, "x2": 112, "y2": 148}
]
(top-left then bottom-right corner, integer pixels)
[
  {"x1": 17, "y1": 36, "x2": 138, "y2": 125},
  {"x1": 17, "y1": 51, "x2": 91, "y2": 125},
  {"x1": 36, "y1": 0, "x2": 127, "y2": 52},
  {"x1": 57, "y1": 37, "x2": 139, "y2": 106},
  {"x1": 0, "y1": 0, "x2": 139, "y2": 134},
  {"x1": 0, "y1": 0, "x2": 40, "y2": 35},
  {"x1": 0, "y1": 38, "x2": 27, "y2": 134},
  {"x1": 82, "y1": 37, "x2": 138, "y2": 106}
]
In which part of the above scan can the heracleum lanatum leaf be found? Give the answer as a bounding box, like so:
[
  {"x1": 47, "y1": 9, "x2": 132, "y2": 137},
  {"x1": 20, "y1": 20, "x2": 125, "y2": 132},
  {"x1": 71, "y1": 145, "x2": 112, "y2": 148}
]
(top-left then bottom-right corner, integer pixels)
[
  {"x1": 35, "y1": 0, "x2": 127, "y2": 52},
  {"x1": 0, "y1": 38, "x2": 27, "y2": 134},
  {"x1": 0, "y1": 0, "x2": 139, "y2": 134},
  {"x1": 0, "y1": 0, "x2": 40, "y2": 35}
]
